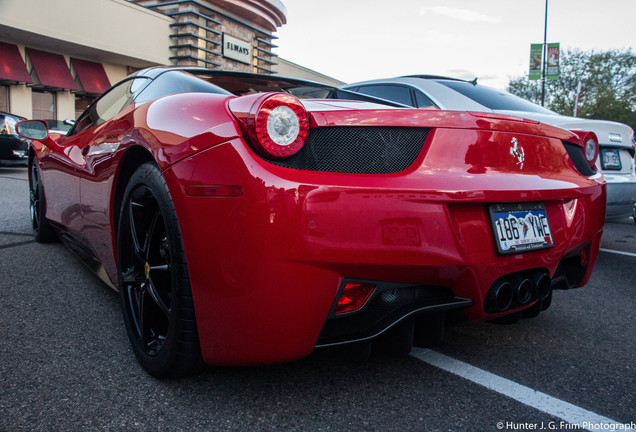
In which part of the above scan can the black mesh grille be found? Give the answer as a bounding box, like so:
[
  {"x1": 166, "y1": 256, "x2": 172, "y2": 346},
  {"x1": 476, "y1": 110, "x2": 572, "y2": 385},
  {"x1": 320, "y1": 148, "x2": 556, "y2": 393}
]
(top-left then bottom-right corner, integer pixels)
[
  {"x1": 263, "y1": 126, "x2": 429, "y2": 174},
  {"x1": 563, "y1": 141, "x2": 596, "y2": 177},
  {"x1": 317, "y1": 285, "x2": 463, "y2": 345}
]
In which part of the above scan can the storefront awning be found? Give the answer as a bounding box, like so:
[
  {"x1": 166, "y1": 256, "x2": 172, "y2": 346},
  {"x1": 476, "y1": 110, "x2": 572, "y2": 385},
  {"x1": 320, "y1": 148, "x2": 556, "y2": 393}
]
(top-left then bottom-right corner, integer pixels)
[
  {"x1": 0, "y1": 42, "x2": 33, "y2": 84},
  {"x1": 26, "y1": 48, "x2": 77, "y2": 91},
  {"x1": 71, "y1": 58, "x2": 111, "y2": 95}
]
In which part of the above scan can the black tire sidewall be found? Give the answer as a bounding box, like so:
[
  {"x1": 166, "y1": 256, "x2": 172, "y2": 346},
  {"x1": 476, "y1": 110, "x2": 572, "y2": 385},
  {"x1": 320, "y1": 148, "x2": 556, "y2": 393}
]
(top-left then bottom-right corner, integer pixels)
[
  {"x1": 30, "y1": 161, "x2": 57, "y2": 243},
  {"x1": 116, "y1": 162, "x2": 200, "y2": 377}
]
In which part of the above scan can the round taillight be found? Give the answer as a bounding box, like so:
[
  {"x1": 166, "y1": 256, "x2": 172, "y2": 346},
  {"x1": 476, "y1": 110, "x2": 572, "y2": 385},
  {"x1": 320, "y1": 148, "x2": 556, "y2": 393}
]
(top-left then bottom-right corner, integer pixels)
[
  {"x1": 573, "y1": 131, "x2": 599, "y2": 167},
  {"x1": 584, "y1": 138, "x2": 597, "y2": 162},
  {"x1": 251, "y1": 93, "x2": 308, "y2": 159}
]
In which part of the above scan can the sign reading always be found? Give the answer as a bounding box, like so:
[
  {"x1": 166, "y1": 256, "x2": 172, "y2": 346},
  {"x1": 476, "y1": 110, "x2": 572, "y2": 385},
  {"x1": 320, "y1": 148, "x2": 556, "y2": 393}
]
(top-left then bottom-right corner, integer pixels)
[{"x1": 223, "y1": 34, "x2": 251, "y2": 64}]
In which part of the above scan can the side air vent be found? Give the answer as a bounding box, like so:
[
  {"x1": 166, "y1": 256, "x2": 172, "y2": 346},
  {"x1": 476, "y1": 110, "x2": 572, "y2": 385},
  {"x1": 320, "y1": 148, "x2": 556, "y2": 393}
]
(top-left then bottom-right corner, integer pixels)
[
  {"x1": 260, "y1": 126, "x2": 429, "y2": 174},
  {"x1": 563, "y1": 142, "x2": 596, "y2": 177}
]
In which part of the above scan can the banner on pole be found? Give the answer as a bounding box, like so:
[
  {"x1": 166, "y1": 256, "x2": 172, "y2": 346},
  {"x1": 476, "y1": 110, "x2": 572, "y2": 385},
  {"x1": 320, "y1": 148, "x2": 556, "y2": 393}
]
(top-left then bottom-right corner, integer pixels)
[
  {"x1": 546, "y1": 43, "x2": 560, "y2": 80},
  {"x1": 529, "y1": 44, "x2": 542, "y2": 80}
]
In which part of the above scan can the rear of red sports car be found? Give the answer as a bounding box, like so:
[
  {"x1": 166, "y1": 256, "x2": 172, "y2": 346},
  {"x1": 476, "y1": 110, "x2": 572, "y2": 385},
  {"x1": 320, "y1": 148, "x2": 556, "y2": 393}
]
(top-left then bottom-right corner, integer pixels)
[
  {"x1": 19, "y1": 68, "x2": 605, "y2": 375},
  {"x1": 162, "y1": 92, "x2": 605, "y2": 366}
]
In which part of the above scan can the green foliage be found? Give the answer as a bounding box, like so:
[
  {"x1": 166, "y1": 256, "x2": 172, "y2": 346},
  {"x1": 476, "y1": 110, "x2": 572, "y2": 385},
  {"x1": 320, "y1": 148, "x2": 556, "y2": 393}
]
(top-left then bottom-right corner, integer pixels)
[{"x1": 507, "y1": 48, "x2": 636, "y2": 130}]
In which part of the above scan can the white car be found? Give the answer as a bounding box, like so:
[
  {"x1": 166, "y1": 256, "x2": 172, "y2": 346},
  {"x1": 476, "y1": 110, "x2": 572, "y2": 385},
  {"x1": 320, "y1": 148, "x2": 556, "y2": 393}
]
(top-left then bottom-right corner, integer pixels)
[{"x1": 342, "y1": 76, "x2": 636, "y2": 221}]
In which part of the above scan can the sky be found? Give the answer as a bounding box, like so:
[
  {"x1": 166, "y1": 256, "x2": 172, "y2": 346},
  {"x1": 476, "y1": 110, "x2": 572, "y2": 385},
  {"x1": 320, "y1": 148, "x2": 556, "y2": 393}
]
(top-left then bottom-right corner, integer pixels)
[{"x1": 273, "y1": 0, "x2": 636, "y2": 90}]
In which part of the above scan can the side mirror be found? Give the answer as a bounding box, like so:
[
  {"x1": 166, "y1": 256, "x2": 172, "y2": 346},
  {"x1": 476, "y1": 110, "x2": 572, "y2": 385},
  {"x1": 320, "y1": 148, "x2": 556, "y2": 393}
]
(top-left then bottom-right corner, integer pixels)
[
  {"x1": 16, "y1": 119, "x2": 64, "y2": 153},
  {"x1": 16, "y1": 120, "x2": 49, "y2": 140}
]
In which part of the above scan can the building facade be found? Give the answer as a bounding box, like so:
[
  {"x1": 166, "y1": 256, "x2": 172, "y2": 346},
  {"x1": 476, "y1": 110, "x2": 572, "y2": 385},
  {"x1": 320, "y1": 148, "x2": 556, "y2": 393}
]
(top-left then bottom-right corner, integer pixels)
[
  {"x1": 0, "y1": 0, "x2": 287, "y2": 121},
  {"x1": 130, "y1": 0, "x2": 285, "y2": 75}
]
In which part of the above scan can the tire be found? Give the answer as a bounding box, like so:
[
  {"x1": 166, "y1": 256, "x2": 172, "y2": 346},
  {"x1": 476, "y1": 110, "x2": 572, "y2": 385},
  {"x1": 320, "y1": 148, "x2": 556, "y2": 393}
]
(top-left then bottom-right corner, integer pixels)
[
  {"x1": 29, "y1": 161, "x2": 57, "y2": 243},
  {"x1": 117, "y1": 162, "x2": 203, "y2": 378}
]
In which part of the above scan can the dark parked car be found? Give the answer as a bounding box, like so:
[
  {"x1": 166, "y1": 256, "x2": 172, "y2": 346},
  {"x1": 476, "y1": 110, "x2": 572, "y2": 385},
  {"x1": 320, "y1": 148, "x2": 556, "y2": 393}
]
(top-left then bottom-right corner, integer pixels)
[{"x1": 0, "y1": 112, "x2": 29, "y2": 166}]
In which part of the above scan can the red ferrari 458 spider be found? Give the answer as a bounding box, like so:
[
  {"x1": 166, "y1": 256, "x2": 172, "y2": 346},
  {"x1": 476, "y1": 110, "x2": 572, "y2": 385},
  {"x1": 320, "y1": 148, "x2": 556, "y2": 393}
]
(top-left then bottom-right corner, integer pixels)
[{"x1": 17, "y1": 67, "x2": 605, "y2": 377}]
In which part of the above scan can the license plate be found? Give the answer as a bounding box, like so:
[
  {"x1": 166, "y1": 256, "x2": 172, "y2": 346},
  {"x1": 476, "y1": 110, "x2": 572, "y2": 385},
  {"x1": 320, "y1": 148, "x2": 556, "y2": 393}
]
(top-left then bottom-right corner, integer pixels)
[
  {"x1": 489, "y1": 203, "x2": 554, "y2": 254},
  {"x1": 601, "y1": 149, "x2": 622, "y2": 170}
]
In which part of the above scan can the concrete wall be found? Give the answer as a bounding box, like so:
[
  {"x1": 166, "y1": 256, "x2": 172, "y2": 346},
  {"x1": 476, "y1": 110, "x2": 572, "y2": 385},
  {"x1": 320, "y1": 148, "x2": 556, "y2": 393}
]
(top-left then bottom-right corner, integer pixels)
[
  {"x1": 9, "y1": 85, "x2": 31, "y2": 119},
  {"x1": 103, "y1": 64, "x2": 130, "y2": 86},
  {"x1": 0, "y1": 0, "x2": 172, "y2": 67},
  {"x1": 0, "y1": 0, "x2": 165, "y2": 119},
  {"x1": 57, "y1": 92, "x2": 75, "y2": 122}
]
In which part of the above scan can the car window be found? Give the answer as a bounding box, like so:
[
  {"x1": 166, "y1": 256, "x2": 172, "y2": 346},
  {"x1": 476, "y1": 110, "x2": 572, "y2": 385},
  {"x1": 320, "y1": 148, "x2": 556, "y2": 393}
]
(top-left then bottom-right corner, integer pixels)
[
  {"x1": 413, "y1": 90, "x2": 438, "y2": 109},
  {"x1": 44, "y1": 120, "x2": 72, "y2": 134},
  {"x1": 1, "y1": 113, "x2": 20, "y2": 135},
  {"x1": 134, "y1": 71, "x2": 231, "y2": 104},
  {"x1": 72, "y1": 77, "x2": 151, "y2": 135},
  {"x1": 355, "y1": 85, "x2": 415, "y2": 107},
  {"x1": 437, "y1": 80, "x2": 555, "y2": 114}
]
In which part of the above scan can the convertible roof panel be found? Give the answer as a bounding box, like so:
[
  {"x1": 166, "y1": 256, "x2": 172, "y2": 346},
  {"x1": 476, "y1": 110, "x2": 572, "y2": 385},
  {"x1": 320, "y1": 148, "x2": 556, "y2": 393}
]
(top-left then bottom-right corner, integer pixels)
[
  {"x1": 26, "y1": 48, "x2": 77, "y2": 91},
  {"x1": 0, "y1": 42, "x2": 33, "y2": 84},
  {"x1": 71, "y1": 58, "x2": 111, "y2": 95}
]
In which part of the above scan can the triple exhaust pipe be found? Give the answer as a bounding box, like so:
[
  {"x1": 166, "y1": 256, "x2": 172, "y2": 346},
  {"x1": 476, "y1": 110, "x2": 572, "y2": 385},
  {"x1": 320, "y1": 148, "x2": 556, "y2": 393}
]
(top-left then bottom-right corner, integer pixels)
[{"x1": 486, "y1": 271, "x2": 552, "y2": 313}]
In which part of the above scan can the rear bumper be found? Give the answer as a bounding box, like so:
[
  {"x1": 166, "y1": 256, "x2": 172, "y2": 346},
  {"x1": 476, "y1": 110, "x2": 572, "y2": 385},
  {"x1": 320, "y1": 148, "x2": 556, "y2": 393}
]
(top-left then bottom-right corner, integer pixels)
[
  {"x1": 164, "y1": 135, "x2": 606, "y2": 365},
  {"x1": 604, "y1": 175, "x2": 636, "y2": 218}
]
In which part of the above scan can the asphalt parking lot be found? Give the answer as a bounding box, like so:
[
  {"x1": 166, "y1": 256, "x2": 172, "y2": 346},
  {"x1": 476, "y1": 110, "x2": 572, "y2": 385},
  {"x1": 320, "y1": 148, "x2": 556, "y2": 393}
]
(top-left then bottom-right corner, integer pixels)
[{"x1": 1, "y1": 166, "x2": 634, "y2": 432}]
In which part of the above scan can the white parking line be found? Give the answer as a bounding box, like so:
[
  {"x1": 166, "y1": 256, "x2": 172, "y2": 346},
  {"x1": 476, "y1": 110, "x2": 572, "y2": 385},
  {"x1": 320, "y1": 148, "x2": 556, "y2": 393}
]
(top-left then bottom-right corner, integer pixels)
[
  {"x1": 599, "y1": 248, "x2": 636, "y2": 258},
  {"x1": 411, "y1": 348, "x2": 630, "y2": 432}
]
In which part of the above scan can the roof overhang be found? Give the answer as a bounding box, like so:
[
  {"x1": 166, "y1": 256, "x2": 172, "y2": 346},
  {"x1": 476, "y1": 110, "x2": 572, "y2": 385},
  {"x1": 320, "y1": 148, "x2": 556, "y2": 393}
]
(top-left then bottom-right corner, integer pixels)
[{"x1": 214, "y1": 0, "x2": 287, "y2": 31}]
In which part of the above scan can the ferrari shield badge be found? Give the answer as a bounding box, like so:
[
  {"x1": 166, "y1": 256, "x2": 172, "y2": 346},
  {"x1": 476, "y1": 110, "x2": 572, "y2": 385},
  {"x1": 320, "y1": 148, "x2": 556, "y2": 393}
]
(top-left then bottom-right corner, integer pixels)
[{"x1": 510, "y1": 137, "x2": 524, "y2": 169}]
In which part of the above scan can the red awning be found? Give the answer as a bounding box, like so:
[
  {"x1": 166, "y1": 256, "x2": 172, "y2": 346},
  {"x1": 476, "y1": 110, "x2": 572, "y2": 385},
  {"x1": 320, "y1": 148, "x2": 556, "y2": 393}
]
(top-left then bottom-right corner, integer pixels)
[
  {"x1": 0, "y1": 42, "x2": 33, "y2": 84},
  {"x1": 71, "y1": 58, "x2": 111, "y2": 95},
  {"x1": 26, "y1": 48, "x2": 77, "y2": 90}
]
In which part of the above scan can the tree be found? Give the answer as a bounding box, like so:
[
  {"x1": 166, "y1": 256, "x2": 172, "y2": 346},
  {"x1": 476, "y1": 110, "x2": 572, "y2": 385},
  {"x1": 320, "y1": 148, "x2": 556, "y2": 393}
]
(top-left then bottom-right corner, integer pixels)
[{"x1": 507, "y1": 49, "x2": 636, "y2": 130}]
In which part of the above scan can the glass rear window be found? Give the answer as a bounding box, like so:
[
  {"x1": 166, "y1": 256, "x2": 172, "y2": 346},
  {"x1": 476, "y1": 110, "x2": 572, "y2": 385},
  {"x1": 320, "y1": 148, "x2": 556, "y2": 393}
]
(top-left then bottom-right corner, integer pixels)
[
  {"x1": 355, "y1": 85, "x2": 414, "y2": 106},
  {"x1": 438, "y1": 80, "x2": 555, "y2": 114},
  {"x1": 134, "y1": 71, "x2": 231, "y2": 104}
]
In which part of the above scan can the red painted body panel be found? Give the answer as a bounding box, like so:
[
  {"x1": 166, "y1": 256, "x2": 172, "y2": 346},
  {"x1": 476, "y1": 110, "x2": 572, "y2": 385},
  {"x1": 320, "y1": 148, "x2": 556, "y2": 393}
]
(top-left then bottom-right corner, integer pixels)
[
  {"x1": 162, "y1": 124, "x2": 604, "y2": 365},
  {"x1": 32, "y1": 89, "x2": 606, "y2": 366}
]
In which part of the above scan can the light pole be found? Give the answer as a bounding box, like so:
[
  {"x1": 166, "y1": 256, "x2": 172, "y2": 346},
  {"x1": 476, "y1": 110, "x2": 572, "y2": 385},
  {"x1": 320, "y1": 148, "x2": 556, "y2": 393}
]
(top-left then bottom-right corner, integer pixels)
[{"x1": 541, "y1": 0, "x2": 548, "y2": 106}]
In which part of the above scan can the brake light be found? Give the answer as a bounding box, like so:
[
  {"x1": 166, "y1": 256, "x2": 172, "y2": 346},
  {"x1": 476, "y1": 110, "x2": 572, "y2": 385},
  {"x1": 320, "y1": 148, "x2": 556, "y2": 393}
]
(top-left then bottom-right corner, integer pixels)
[
  {"x1": 572, "y1": 131, "x2": 599, "y2": 167},
  {"x1": 335, "y1": 283, "x2": 375, "y2": 314},
  {"x1": 228, "y1": 93, "x2": 309, "y2": 159}
]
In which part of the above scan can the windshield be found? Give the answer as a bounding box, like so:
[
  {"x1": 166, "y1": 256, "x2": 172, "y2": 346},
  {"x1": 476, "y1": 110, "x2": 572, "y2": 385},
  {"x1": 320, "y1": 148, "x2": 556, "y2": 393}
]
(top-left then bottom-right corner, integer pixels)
[{"x1": 438, "y1": 80, "x2": 555, "y2": 114}]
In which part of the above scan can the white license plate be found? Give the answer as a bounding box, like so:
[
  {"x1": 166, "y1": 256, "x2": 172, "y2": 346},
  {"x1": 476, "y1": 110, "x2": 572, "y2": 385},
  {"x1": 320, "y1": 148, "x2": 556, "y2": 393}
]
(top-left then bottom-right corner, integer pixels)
[
  {"x1": 601, "y1": 149, "x2": 622, "y2": 170},
  {"x1": 489, "y1": 203, "x2": 554, "y2": 254}
]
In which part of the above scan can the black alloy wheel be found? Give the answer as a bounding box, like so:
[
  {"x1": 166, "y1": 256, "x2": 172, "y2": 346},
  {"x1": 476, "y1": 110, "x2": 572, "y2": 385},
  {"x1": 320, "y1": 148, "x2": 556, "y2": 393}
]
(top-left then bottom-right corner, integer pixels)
[
  {"x1": 117, "y1": 163, "x2": 202, "y2": 377},
  {"x1": 29, "y1": 161, "x2": 57, "y2": 242}
]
